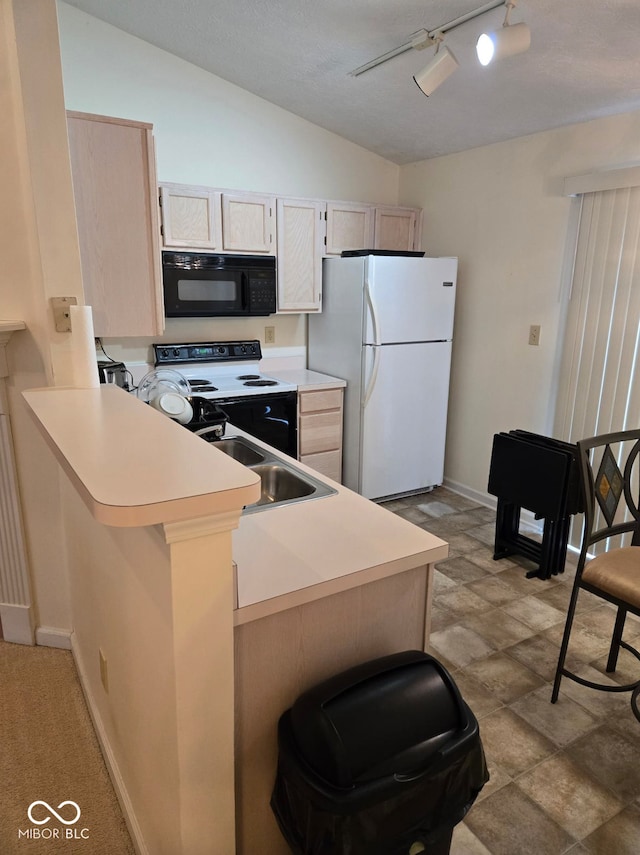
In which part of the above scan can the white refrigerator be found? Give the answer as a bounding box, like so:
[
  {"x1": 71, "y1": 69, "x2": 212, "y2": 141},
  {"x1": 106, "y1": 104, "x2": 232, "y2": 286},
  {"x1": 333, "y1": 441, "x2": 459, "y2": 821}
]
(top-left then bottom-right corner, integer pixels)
[{"x1": 308, "y1": 254, "x2": 458, "y2": 500}]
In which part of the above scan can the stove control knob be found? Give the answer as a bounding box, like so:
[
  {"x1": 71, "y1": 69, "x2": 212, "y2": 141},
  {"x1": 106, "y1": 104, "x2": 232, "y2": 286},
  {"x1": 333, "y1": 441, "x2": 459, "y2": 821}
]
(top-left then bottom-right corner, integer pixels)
[
  {"x1": 172, "y1": 348, "x2": 180, "y2": 357},
  {"x1": 217, "y1": 346, "x2": 225, "y2": 355}
]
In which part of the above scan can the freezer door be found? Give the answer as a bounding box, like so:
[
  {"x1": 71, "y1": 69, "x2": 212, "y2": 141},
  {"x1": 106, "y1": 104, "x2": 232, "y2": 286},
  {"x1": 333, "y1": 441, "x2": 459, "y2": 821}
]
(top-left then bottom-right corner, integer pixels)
[
  {"x1": 360, "y1": 341, "x2": 453, "y2": 500},
  {"x1": 364, "y1": 256, "x2": 457, "y2": 344}
]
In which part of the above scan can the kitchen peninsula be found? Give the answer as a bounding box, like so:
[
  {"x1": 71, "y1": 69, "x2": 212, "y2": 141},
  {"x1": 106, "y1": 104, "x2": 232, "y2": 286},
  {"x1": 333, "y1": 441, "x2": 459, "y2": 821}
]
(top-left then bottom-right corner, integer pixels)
[{"x1": 23, "y1": 383, "x2": 447, "y2": 855}]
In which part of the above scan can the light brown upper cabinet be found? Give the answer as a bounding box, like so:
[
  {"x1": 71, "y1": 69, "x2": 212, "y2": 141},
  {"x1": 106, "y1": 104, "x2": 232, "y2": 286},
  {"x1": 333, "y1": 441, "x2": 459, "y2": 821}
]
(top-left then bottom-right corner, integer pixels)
[
  {"x1": 221, "y1": 193, "x2": 275, "y2": 253},
  {"x1": 67, "y1": 112, "x2": 164, "y2": 337},
  {"x1": 374, "y1": 206, "x2": 423, "y2": 252},
  {"x1": 326, "y1": 202, "x2": 422, "y2": 255},
  {"x1": 276, "y1": 198, "x2": 325, "y2": 313},
  {"x1": 325, "y1": 202, "x2": 375, "y2": 256},
  {"x1": 159, "y1": 183, "x2": 222, "y2": 249}
]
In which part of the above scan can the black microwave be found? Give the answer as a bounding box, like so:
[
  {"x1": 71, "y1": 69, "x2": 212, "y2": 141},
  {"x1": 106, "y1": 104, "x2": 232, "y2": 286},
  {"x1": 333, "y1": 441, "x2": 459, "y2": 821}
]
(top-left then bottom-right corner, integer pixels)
[{"x1": 162, "y1": 252, "x2": 277, "y2": 317}]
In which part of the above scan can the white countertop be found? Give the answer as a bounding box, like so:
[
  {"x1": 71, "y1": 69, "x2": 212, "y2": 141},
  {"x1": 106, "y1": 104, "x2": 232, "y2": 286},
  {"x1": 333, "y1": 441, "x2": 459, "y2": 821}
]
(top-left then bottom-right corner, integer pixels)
[
  {"x1": 22, "y1": 383, "x2": 447, "y2": 620},
  {"x1": 263, "y1": 368, "x2": 346, "y2": 392},
  {"x1": 23, "y1": 385, "x2": 260, "y2": 527},
  {"x1": 228, "y1": 428, "x2": 448, "y2": 623}
]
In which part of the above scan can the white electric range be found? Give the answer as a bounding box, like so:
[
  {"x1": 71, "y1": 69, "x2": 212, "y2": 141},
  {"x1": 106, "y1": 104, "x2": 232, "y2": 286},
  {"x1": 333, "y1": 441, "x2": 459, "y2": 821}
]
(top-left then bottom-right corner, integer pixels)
[{"x1": 153, "y1": 340, "x2": 298, "y2": 455}]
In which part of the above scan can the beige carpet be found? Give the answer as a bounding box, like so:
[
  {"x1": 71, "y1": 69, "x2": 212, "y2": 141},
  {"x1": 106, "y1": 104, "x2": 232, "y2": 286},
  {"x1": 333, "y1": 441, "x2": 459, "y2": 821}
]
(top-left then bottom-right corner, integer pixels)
[{"x1": 0, "y1": 641, "x2": 135, "y2": 854}]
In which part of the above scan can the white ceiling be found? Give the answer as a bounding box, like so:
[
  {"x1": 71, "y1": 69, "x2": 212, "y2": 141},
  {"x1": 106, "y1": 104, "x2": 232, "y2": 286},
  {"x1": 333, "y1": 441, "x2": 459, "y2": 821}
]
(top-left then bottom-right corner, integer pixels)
[{"x1": 61, "y1": 0, "x2": 640, "y2": 164}]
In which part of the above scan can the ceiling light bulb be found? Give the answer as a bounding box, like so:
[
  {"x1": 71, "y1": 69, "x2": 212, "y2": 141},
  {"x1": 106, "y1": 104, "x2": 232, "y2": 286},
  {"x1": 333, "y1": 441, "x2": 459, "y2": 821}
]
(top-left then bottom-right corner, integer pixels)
[
  {"x1": 476, "y1": 21, "x2": 530, "y2": 65},
  {"x1": 413, "y1": 46, "x2": 459, "y2": 97}
]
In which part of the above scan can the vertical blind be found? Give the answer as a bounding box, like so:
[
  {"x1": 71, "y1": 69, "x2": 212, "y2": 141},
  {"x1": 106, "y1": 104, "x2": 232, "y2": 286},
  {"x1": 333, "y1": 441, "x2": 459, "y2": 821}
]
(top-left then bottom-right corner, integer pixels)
[
  {"x1": 554, "y1": 186, "x2": 640, "y2": 548},
  {"x1": 554, "y1": 186, "x2": 640, "y2": 443}
]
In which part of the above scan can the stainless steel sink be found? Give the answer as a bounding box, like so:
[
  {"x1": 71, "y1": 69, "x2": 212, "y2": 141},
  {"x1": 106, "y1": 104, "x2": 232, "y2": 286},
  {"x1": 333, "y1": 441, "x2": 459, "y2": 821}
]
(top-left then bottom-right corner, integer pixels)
[
  {"x1": 214, "y1": 438, "x2": 266, "y2": 466},
  {"x1": 250, "y1": 464, "x2": 316, "y2": 506},
  {"x1": 212, "y1": 435, "x2": 337, "y2": 513}
]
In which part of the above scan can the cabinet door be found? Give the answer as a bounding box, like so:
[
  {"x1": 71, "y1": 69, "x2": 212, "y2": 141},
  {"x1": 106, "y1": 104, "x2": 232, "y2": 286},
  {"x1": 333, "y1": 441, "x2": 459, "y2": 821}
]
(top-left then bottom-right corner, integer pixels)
[
  {"x1": 221, "y1": 193, "x2": 275, "y2": 253},
  {"x1": 325, "y1": 202, "x2": 375, "y2": 255},
  {"x1": 276, "y1": 198, "x2": 324, "y2": 312},
  {"x1": 159, "y1": 183, "x2": 222, "y2": 249},
  {"x1": 67, "y1": 112, "x2": 164, "y2": 337},
  {"x1": 374, "y1": 206, "x2": 421, "y2": 252}
]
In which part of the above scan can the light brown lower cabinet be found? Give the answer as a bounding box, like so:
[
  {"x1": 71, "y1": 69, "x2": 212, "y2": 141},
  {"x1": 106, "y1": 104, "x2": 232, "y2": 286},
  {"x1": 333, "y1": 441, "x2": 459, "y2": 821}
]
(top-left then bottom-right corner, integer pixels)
[
  {"x1": 234, "y1": 564, "x2": 429, "y2": 854},
  {"x1": 298, "y1": 387, "x2": 344, "y2": 483}
]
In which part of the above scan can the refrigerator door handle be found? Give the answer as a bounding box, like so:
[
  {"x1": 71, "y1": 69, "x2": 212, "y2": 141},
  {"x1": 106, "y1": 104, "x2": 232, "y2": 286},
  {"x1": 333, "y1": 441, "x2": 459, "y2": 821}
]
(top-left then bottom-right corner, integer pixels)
[
  {"x1": 363, "y1": 345, "x2": 380, "y2": 409},
  {"x1": 365, "y1": 279, "x2": 380, "y2": 346},
  {"x1": 363, "y1": 282, "x2": 381, "y2": 408}
]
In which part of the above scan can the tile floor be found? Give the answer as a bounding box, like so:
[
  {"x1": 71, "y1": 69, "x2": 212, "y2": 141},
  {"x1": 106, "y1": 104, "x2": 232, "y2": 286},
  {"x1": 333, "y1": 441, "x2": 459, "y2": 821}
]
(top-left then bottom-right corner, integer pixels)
[{"x1": 380, "y1": 487, "x2": 640, "y2": 855}]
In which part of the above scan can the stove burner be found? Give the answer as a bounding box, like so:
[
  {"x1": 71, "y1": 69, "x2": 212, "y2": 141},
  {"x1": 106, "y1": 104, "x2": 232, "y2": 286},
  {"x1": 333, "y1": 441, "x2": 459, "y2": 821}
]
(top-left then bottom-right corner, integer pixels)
[
  {"x1": 237, "y1": 374, "x2": 261, "y2": 380},
  {"x1": 189, "y1": 379, "x2": 218, "y2": 391},
  {"x1": 243, "y1": 379, "x2": 278, "y2": 387}
]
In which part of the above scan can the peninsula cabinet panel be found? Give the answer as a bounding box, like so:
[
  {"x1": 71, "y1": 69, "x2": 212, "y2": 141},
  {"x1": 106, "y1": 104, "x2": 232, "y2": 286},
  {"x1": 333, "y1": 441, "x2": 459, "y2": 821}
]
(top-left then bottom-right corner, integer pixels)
[
  {"x1": 325, "y1": 202, "x2": 375, "y2": 256},
  {"x1": 276, "y1": 198, "x2": 324, "y2": 313},
  {"x1": 374, "y1": 206, "x2": 422, "y2": 252},
  {"x1": 221, "y1": 193, "x2": 275, "y2": 253},
  {"x1": 234, "y1": 566, "x2": 429, "y2": 855},
  {"x1": 67, "y1": 112, "x2": 164, "y2": 337},
  {"x1": 159, "y1": 183, "x2": 222, "y2": 249}
]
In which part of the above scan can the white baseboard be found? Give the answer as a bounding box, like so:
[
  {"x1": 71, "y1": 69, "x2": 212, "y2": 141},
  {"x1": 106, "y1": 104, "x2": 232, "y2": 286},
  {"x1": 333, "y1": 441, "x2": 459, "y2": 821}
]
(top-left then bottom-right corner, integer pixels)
[
  {"x1": 70, "y1": 633, "x2": 148, "y2": 855},
  {"x1": 443, "y1": 477, "x2": 543, "y2": 532},
  {"x1": 442, "y1": 477, "x2": 496, "y2": 510},
  {"x1": 35, "y1": 626, "x2": 72, "y2": 649},
  {"x1": 0, "y1": 603, "x2": 35, "y2": 645}
]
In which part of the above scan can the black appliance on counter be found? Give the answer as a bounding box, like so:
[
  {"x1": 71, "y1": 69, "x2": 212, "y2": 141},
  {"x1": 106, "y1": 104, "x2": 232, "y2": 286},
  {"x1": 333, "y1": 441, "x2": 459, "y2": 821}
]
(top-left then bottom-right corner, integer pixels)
[
  {"x1": 153, "y1": 340, "x2": 297, "y2": 457},
  {"x1": 488, "y1": 430, "x2": 584, "y2": 580}
]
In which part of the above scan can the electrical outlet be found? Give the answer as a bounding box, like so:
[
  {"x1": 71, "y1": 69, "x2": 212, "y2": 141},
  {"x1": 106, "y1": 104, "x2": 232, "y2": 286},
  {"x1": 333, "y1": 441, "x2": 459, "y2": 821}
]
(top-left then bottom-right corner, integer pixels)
[
  {"x1": 528, "y1": 325, "x2": 541, "y2": 346},
  {"x1": 264, "y1": 326, "x2": 276, "y2": 344},
  {"x1": 99, "y1": 648, "x2": 109, "y2": 693}
]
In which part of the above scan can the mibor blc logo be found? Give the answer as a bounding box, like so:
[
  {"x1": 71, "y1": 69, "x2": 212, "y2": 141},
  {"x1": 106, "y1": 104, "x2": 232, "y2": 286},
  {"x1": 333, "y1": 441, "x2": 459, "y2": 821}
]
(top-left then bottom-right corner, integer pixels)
[{"x1": 18, "y1": 800, "x2": 90, "y2": 841}]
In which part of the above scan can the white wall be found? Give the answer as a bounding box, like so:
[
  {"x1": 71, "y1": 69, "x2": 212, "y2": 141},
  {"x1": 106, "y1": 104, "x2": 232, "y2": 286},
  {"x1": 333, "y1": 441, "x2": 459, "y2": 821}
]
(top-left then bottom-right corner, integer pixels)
[
  {"x1": 2, "y1": 0, "x2": 88, "y2": 638},
  {"x1": 399, "y1": 112, "x2": 640, "y2": 501},
  {"x1": 56, "y1": 2, "x2": 400, "y2": 366}
]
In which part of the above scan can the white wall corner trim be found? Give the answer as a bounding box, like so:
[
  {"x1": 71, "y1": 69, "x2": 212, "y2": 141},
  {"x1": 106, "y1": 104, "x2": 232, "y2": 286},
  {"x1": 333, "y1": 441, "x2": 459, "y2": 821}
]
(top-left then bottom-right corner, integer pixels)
[
  {"x1": 0, "y1": 604, "x2": 35, "y2": 646},
  {"x1": 34, "y1": 626, "x2": 73, "y2": 649},
  {"x1": 563, "y1": 164, "x2": 640, "y2": 197},
  {"x1": 70, "y1": 632, "x2": 148, "y2": 855}
]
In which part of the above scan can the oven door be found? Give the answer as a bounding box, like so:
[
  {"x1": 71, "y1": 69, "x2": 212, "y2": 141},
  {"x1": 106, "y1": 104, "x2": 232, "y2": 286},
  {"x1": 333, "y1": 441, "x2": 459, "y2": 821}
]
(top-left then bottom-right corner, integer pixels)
[{"x1": 215, "y1": 392, "x2": 297, "y2": 457}]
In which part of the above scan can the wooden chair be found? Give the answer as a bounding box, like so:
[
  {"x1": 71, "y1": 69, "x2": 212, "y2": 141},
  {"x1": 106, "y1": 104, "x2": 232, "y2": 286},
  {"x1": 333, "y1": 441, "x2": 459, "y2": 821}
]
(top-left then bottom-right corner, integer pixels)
[{"x1": 551, "y1": 428, "x2": 640, "y2": 720}]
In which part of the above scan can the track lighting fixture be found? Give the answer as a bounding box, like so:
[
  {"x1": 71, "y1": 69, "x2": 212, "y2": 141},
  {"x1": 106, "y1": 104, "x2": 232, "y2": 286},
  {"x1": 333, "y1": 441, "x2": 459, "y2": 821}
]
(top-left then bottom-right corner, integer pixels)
[
  {"x1": 476, "y1": 1, "x2": 530, "y2": 65},
  {"x1": 349, "y1": 0, "x2": 530, "y2": 97},
  {"x1": 413, "y1": 40, "x2": 459, "y2": 97}
]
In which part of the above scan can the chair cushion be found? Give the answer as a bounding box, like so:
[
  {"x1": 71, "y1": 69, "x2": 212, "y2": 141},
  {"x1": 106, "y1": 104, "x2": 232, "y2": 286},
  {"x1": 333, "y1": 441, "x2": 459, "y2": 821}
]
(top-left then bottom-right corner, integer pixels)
[{"x1": 582, "y1": 546, "x2": 640, "y2": 609}]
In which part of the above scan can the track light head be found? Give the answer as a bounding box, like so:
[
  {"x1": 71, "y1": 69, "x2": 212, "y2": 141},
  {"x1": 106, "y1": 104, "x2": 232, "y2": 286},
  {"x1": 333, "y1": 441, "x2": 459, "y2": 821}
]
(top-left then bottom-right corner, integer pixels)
[
  {"x1": 413, "y1": 46, "x2": 459, "y2": 97},
  {"x1": 476, "y1": 20, "x2": 531, "y2": 65}
]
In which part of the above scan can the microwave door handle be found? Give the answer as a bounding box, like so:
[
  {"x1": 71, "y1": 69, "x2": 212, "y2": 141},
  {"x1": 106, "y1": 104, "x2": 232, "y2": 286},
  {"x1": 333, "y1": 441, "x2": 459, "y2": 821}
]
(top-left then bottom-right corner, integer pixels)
[{"x1": 239, "y1": 272, "x2": 246, "y2": 309}]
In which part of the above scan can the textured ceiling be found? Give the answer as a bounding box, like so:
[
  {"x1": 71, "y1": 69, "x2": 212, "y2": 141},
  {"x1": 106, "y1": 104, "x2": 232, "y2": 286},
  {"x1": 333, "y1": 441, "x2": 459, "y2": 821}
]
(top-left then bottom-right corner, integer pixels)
[{"x1": 61, "y1": 0, "x2": 640, "y2": 164}]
